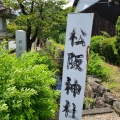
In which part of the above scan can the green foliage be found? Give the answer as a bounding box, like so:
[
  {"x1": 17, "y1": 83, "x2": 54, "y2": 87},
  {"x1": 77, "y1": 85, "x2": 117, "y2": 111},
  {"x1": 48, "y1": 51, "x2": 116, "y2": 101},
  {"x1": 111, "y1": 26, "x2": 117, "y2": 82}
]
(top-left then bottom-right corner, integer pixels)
[
  {"x1": 3, "y1": 0, "x2": 71, "y2": 49},
  {"x1": 90, "y1": 17, "x2": 120, "y2": 65},
  {"x1": 0, "y1": 43, "x2": 58, "y2": 120},
  {"x1": 90, "y1": 35, "x2": 120, "y2": 65},
  {"x1": 90, "y1": 35, "x2": 104, "y2": 54},
  {"x1": 83, "y1": 97, "x2": 94, "y2": 109},
  {"x1": 58, "y1": 32, "x2": 66, "y2": 44},
  {"x1": 19, "y1": 51, "x2": 56, "y2": 71},
  {"x1": 7, "y1": 24, "x2": 18, "y2": 37},
  {"x1": 45, "y1": 39, "x2": 64, "y2": 76},
  {"x1": 52, "y1": 7, "x2": 73, "y2": 42},
  {"x1": 45, "y1": 40, "x2": 64, "y2": 58},
  {"x1": 87, "y1": 52, "x2": 111, "y2": 81},
  {"x1": 100, "y1": 31, "x2": 110, "y2": 38},
  {"x1": 115, "y1": 16, "x2": 120, "y2": 57},
  {"x1": 101, "y1": 37, "x2": 119, "y2": 64}
]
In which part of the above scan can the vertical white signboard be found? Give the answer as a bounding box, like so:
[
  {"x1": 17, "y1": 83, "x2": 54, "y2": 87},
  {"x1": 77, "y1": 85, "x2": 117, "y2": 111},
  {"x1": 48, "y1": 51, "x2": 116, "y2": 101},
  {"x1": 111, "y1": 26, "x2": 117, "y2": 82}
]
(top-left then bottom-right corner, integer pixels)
[
  {"x1": 16, "y1": 30, "x2": 27, "y2": 57},
  {"x1": 59, "y1": 13, "x2": 94, "y2": 120}
]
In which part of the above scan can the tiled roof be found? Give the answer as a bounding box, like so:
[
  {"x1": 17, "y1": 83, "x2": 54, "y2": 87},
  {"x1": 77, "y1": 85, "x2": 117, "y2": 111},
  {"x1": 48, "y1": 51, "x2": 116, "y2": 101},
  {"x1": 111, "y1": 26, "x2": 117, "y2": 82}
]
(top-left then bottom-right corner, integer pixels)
[
  {"x1": 73, "y1": 0, "x2": 120, "y2": 7},
  {"x1": 0, "y1": 6, "x2": 6, "y2": 10},
  {"x1": 0, "y1": 1, "x2": 17, "y2": 19},
  {"x1": 73, "y1": 0, "x2": 79, "y2": 6},
  {"x1": 0, "y1": 1, "x2": 6, "y2": 11}
]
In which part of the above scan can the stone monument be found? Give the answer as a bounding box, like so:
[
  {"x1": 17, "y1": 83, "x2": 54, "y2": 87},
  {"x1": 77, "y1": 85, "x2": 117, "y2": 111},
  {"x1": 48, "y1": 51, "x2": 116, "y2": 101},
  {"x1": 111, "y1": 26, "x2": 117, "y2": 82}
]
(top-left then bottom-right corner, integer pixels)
[{"x1": 16, "y1": 30, "x2": 27, "y2": 57}]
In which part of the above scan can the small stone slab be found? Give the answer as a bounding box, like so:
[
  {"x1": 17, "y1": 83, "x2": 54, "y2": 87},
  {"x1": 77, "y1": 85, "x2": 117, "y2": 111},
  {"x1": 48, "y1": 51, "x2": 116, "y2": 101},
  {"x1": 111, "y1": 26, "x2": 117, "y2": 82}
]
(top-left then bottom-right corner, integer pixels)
[
  {"x1": 113, "y1": 101, "x2": 120, "y2": 116},
  {"x1": 82, "y1": 107, "x2": 113, "y2": 116}
]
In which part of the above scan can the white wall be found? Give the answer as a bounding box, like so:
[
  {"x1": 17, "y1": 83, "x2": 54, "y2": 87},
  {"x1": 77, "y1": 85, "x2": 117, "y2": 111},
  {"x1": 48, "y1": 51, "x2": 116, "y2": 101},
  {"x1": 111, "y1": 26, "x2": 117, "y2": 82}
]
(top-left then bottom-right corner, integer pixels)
[
  {"x1": 75, "y1": 0, "x2": 99, "y2": 12},
  {"x1": 8, "y1": 40, "x2": 16, "y2": 50}
]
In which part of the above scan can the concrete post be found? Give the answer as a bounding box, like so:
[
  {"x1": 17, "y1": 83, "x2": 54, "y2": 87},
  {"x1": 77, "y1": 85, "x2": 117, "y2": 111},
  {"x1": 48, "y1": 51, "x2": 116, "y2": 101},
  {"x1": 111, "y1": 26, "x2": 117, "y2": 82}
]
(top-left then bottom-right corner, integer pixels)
[{"x1": 16, "y1": 30, "x2": 26, "y2": 57}]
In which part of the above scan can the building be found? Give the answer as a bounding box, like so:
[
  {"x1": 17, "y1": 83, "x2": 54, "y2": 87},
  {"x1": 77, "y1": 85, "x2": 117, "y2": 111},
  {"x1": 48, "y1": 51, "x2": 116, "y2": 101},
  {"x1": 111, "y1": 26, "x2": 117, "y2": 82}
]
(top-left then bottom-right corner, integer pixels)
[
  {"x1": 0, "y1": 1, "x2": 16, "y2": 42},
  {"x1": 73, "y1": 0, "x2": 120, "y2": 36}
]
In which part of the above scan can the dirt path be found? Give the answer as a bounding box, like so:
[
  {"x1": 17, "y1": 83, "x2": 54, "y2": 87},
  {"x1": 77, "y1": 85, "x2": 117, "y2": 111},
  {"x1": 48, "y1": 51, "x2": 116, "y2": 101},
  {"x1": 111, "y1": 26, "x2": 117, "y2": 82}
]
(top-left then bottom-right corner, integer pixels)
[{"x1": 82, "y1": 112, "x2": 120, "y2": 120}]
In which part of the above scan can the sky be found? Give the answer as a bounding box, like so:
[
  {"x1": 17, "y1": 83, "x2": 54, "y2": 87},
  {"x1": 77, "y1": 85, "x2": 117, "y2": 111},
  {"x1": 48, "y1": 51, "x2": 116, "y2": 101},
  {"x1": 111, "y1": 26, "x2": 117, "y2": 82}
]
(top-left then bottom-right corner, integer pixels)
[
  {"x1": 63, "y1": 0, "x2": 74, "y2": 8},
  {"x1": 68, "y1": 0, "x2": 74, "y2": 6}
]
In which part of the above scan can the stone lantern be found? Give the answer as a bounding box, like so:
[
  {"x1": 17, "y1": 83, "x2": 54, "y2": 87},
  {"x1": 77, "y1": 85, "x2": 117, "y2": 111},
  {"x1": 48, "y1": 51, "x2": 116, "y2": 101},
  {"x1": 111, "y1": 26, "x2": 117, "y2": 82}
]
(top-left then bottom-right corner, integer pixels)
[{"x1": 0, "y1": 1, "x2": 16, "y2": 43}]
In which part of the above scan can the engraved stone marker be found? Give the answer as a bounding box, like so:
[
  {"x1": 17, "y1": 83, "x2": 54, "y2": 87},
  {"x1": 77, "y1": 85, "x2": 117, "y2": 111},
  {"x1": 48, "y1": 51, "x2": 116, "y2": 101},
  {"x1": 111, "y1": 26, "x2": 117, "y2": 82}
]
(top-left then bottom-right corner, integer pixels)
[{"x1": 16, "y1": 30, "x2": 26, "y2": 57}]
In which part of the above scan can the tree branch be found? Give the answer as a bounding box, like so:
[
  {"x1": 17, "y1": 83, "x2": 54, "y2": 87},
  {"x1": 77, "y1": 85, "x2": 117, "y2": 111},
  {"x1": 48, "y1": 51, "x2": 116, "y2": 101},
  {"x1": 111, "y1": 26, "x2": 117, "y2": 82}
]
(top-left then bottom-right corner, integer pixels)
[
  {"x1": 20, "y1": 3, "x2": 28, "y2": 15},
  {"x1": 30, "y1": 27, "x2": 39, "y2": 43},
  {"x1": 26, "y1": 18, "x2": 31, "y2": 42},
  {"x1": 30, "y1": 1, "x2": 34, "y2": 13},
  {"x1": 39, "y1": 2, "x2": 44, "y2": 20}
]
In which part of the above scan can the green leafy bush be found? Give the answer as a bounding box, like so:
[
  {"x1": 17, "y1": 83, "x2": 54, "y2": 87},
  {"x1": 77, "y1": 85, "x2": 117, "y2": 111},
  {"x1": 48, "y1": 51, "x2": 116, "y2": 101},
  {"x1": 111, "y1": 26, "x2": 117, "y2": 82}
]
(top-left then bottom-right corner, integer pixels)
[
  {"x1": 90, "y1": 35, "x2": 120, "y2": 65},
  {"x1": 58, "y1": 32, "x2": 66, "y2": 44},
  {"x1": 83, "y1": 97, "x2": 94, "y2": 110},
  {"x1": 115, "y1": 16, "x2": 120, "y2": 58},
  {"x1": 90, "y1": 35, "x2": 104, "y2": 55},
  {"x1": 87, "y1": 52, "x2": 111, "y2": 81},
  {"x1": 45, "y1": 40, "x2": 64, "y2": 77},
  {"x1": 90, "y1": 17, "x2": 120, "y2": 65},
  {"x1": 101, "y1": 37, "x2": 119, "y2": 64},
  {"x1": 0, "y1": 43, "x2": 59, "y2": 120}
]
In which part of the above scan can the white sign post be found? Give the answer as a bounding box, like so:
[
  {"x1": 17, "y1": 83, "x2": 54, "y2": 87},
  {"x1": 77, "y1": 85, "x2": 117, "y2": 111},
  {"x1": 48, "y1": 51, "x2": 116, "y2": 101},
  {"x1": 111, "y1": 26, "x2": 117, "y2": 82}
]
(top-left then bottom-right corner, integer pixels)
[
  {"x1": 59, "y1": 13, "x2": 94, "y2": 120},
  {"x1": 16, "y1": 30, "x2": 27, "y2": 57}
]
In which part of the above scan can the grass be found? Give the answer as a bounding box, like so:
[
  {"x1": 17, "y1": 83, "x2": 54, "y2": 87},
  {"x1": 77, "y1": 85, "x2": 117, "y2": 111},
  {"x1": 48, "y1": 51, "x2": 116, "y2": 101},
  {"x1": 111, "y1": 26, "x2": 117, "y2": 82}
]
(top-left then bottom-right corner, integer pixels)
[{"x1": 102, "y1": 63, "x2": 120, "y2": 99}]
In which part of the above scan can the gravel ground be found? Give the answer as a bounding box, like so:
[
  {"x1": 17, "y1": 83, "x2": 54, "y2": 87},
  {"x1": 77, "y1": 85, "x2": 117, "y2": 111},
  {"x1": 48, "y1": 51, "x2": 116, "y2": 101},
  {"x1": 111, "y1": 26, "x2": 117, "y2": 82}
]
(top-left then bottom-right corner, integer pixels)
[{"x1": 82, "y1": 112, "x2": 120, "y2": 120}]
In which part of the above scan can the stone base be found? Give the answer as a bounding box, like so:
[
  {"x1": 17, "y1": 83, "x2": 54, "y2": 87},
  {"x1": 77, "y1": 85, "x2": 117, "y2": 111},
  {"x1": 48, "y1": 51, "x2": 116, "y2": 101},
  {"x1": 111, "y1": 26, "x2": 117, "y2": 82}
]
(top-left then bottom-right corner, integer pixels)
[{"x1": 0, "y1": 32, "x2": 12, "y2": 39}]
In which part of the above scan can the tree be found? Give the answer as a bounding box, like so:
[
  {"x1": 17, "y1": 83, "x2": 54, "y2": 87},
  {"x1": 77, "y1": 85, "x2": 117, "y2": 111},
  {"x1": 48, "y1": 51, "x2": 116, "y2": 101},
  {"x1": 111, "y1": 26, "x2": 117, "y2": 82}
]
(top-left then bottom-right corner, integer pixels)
[
  {"x1": 3, "y1": 0, "x2": 70, "y2": 50},
  {"x1": 52, "y1": 6, "x2": 74, "y2": 43}
]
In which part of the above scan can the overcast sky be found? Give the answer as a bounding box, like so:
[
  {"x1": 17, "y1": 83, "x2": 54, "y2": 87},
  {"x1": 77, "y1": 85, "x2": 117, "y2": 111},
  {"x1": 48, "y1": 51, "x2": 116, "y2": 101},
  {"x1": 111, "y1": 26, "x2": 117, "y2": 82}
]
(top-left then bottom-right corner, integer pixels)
[
  {"x1": 68, "y1": 0, "x2": 74, "y2": 5},
  {"x1": 64, "y1": 0, "x2": 74, "y2": 8}
]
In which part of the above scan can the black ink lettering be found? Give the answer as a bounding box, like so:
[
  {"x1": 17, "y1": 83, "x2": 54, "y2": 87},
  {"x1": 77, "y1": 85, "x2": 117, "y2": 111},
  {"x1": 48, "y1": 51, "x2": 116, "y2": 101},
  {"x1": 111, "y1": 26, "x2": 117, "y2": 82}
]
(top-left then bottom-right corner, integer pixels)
[
  {"x1": 74, "y1": 54, "x2": 84, "y2": 71},
  {"x1": 75, "y1": 35, "x2": 86, "y2": 47},
  {"x1": 67, "y1": 52, "x2": 84, "y2": 72},
  {"x1": 64, "y1": 78, "x2": 82, "y2": 97},
  {"x1": 69, "y1": 29, "x2": 77, "y2": 47},
  {"x1": 72, "y1": 103, "x2": 76, "y2": 118},
  {"x1": 62, "y1": 100, "x2": 70, "y2": 118},
  {"x1": 71, "y1": 80, "x2": 82, "y2": 97},
  {"x1": 65, "y1": 77, "x2": 71, "y2": 95},
  {"x1": 69, "y1": 28, "x2": 87, "y2": 47},
  {"x1": 80, "y1": 29, "x2": 87, "y2": 37},
  {"x1": 67, "y1": 52, "x2": 75, "y2": 69},
  {"x1": 62, "y1": 101, "x2": 78, "y2": 119}
]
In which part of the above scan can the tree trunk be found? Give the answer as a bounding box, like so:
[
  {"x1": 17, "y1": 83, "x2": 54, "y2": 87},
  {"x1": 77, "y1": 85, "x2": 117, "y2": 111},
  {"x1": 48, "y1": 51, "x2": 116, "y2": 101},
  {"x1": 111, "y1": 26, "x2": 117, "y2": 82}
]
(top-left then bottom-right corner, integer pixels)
[{"x1": 27, "y1": 38, "x2": 32, "y2": 51}]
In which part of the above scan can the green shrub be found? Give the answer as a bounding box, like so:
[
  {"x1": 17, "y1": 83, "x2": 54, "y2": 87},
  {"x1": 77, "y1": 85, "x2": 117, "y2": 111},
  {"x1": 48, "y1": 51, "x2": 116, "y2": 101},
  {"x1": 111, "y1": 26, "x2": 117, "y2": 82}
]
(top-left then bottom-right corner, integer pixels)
[
  {"x1": 90, "y1": 35, "x2": 105, "y2": 55},
  {"x1": 87, "y1": 52, "x2": 111, "y2": 81},
  {"x1": 19, "y1": 51, "x2": 56, "y2": 71},
  {"x1": 45, "y1": 40, "x2": 64, "y2": 77},
  {"x1": 115, "y1": 16, "x2": 120, "y2": 57},
  {"x1": 53, "y1": 32, "x2": 66, "y2": 45},
  {"x1": 90, "y1": 17, "x2": 120, "y2": 65},
  {"x1": 0, "y1": 43, "x2": 59, "y2": 120},
  {"x1": 101, "y1": 37, "x2": 119, "y2": 64},
  {"x1": 83, "y1": 97, "x2": 94, "y2": 110},
  {"x1": 58, "y1": 32, "x2": 66, "y2": 44},
  {"x1": 90, "y1": 35, "x2": 120, "y2": 65}
]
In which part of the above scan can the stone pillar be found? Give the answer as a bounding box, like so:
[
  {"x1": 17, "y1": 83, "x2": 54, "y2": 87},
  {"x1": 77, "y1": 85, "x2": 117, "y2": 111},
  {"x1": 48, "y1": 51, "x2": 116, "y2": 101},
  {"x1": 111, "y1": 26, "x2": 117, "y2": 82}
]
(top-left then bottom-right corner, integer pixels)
[
  {"x1": 16, "y1": 30, "x2": 26, "y2": 57},
  {"x1": 0, "y1": 17, "x2": 6, "y2": 32}
]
